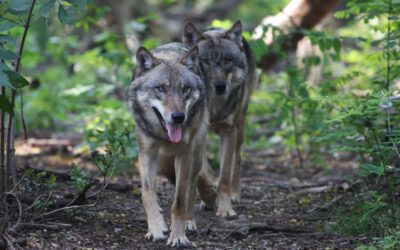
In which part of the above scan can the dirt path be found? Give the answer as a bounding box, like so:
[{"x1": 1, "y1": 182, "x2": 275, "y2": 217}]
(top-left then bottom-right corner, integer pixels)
[{"x1": 14, "y1": 148, "x2": 368, "y2": 249}]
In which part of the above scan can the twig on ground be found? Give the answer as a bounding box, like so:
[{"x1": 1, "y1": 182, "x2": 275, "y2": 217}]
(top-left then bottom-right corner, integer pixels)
[
  {"x1": 38, "y1": 192, "x2": 53, "y2": 214},
  {"x1": 308, "y1": 194, "x2": 346, "y2": 213},
  {"x1": 222, "y1": 227, "x2": 240, "y2": 240},
  {"x1": 248, "y1": 222, "x2": 314, "y2": 233},
  {"x1": 8, "y1": 222, "x2": 72, "y2": 235},
  {"x1": 3, "y1": 234, "x2": 17, "y2": 250},
  {"x1": 5, "y1": 192, "x2": 22, "y2": 226},
  {"x1": 293, "y1": 185, "x2": 331, "y2": 195},
  {"x1": 23, "y1": 194, "x2": 47, "y2": 211}
]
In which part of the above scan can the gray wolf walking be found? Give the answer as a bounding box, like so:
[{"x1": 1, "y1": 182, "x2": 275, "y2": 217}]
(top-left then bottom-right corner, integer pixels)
[
  {"x1": 182, "y1": 20, "x2": 259, "y2": 217},
  {"x1": 127, "y1": 42, "x2": 208, "y2": 246}
]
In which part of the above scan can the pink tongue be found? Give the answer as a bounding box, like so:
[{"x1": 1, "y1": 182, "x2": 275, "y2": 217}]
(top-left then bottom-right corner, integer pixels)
[{"x1": 166, "y1": 123, "x2": 182, "y2": 143}]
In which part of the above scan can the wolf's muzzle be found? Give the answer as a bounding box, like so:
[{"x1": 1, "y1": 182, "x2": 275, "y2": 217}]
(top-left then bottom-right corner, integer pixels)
[
  {"x1": 213, "y1": 80, "x2": 227, "y2": 95},
  {"x1": 171, "y1": 112, "x2": 185, "y2": 124}
]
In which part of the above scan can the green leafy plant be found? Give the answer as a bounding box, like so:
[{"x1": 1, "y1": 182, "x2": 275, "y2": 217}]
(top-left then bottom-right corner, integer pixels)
[
  {"x1": 71, "y1": 163, "x2": 90, "y2": 194},
  {"x1": 23, "y1": 168, "x2": 57, "y2": 191},
  {"x1": 91, "y1": 126, "x2": 132, "y2": 180},
  {"x1": 318, "y1": 0, "x2": 400, "y2": 243}
]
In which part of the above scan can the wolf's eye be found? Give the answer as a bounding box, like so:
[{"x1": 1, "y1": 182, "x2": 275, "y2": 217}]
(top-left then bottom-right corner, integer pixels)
[
  {"x1": 182, "y1": 86, "x2": 191, "y2": 94},
  {"x1": 156, "y1": 86, "x2": 166, "y2": 93}
]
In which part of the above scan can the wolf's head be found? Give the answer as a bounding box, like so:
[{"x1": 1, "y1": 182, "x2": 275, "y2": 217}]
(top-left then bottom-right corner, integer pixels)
[
  {"x1": 129, "y1": 45, "x2": 206, "y2": 144},
  {"x1": 182, "y1": 20, "x2": 246, "y2": 96}
]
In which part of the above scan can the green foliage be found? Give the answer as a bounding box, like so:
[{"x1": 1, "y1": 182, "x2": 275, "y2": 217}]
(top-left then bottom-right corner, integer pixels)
[
  {"x1": 247, "y1": 0, "x2": 399, "y2": 242},
  {"x1": 357, "y1": 231, "x2": 400, "y2": 250},
  {"x1": 91, "y1": 127, "x2": 131, "y2": 176},
  {"x1": 23, "y1": 168, "x2": 57, "y2": 191},
  {"x1": 231, "y1": 0, "x2": 288, "y2": 24},
  {"x1": 333, "y1": 193, "x2": 399, "y2": 237},
  {"x1": 0, "y1": 0, "x2": 93, "y2": 114},
  {"x1": 248, "y1": 24, "x2": 342, "y2": 162},
  {"x1": 71, "y1": 163, "x2": 90, "y2": 193},
  {"x1": 317, "y1": 0, "x2": 400, "y2": 243},
  {"x1": 0, "y1": 93, "x2": 12, "y2": 113}
]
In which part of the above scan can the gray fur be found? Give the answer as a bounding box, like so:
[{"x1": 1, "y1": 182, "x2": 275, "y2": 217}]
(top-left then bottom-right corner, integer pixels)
[{"x1": 182, "y1": 20, "x2": 259, "y2": 217}]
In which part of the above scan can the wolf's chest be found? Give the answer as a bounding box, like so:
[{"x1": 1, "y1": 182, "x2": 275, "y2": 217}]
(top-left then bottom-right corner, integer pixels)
[{"x1": 209, "y1": 84, "x2": 244, "y2": 123}]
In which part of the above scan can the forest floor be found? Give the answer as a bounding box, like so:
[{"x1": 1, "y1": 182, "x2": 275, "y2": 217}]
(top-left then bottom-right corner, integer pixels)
[{"x1": 8, "y1": 140, "x2": 371, "y2": 249}]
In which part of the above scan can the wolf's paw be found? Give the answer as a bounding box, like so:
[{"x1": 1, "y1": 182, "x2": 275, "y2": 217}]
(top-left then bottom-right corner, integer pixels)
[
  {"x1": 200, "y1": 201, "x2": 214, "y2": 211},
  {"x1": 230, "y1": 192, "x2": 241, "y2": 203},
  {"x1": 145, "y1": 230, "x2": 167, "y2": 242},
  {"x1": 186, "y1": 219, "x2": 197, "y2": 232},
  {"x1": 216, "y1": 192, "x2": 237, "y2": 218},
  {"x1": 216, "y1": 207, "x2": 237, "y2": 218},
  {"x1": 145, "y1": 219, "x2": 168, "y2": 241},
  {"x1": 167, "y1": 235, "x2": 191, "y2": 247}
]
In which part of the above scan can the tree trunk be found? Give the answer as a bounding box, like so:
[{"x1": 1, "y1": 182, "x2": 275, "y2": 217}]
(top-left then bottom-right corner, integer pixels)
[{"x1": 253, "y1": 0, "x2": 342, "y2": 72}]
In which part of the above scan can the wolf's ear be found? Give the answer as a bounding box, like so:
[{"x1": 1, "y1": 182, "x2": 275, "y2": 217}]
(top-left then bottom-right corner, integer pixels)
[
  {"x1": 136, "y1": 47, "x2": 156, "y2": 76},
  {"x1": 180, "y1": 46, "x2": 199, "y2": 71},
  {"x1": 224, "y1": 20, "x2": 243, "y2": 48},
  {"x1": 182, "y1": 23, "x2": 203, "y2": 47}
]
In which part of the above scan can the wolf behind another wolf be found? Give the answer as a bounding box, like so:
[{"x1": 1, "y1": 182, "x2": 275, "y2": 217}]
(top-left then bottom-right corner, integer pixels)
[{"x1": 182, "y1": 21, "x2": 258, "y2": 217}]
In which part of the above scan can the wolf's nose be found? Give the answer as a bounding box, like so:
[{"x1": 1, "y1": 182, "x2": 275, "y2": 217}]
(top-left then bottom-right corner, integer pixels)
[
  {"x1": 171, "y1": 112, "x2": 185, "y2": 124},
  {"x1": 214, "y1": 80, "x2": 226, "y2": 95}
]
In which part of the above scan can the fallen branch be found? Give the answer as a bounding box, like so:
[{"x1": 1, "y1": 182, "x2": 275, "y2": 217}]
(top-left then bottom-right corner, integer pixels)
[
  {"x1": 35, "y1": 176, "x2": 107, "y2": 220},
  {"x1": 214, "y1": 221, "x2": 314, "y2": 239},
  {"x1": 308, "y1": 194, "x2": 346, "y2": 213},
  {"x1": 8, "y1": 222, "x2": 72, "y2": 236},
  {"x1": 293, "y1": 185, "x2": 331, "y2": 195},
  {"x1": 26, "y1": 138, "x2": 79, "y2": 148},
  {"x1": 248, "y1": 222, "x2": 314, "y2": 233},
  {"x1": 5, "y1": 192, "x2": 22, "y2": 228}
]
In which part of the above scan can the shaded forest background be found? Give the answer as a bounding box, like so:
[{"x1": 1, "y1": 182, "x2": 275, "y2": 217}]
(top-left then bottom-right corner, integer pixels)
[{"x1": 1, "y1": 0, "x2": 400, "y2": 249}]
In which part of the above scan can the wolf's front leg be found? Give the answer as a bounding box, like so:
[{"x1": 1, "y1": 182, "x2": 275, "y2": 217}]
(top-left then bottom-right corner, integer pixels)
[
  {"x1": 185, "y1": 140, "x2": 204, "y2": 232},
  {"x1": 167, "y1": 151, "x2": 192, "y2": 247},
  {"x1": 138, "y1": 151, "x2": 168, "y2": 241},
  {"x1": 216, "y1": 129, "x2": 238, "y2": 217}
]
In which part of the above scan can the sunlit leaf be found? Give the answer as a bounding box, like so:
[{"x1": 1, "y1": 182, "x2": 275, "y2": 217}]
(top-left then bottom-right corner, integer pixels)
[{"x1": 0, "y1": 69, "x2": 29, "y2": 89}]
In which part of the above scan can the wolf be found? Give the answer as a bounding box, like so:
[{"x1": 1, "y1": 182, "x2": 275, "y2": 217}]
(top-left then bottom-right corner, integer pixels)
[
  {"x1": 182, "y1": 21, "x2": 259, "y2": 217},
  {"x1": 127, "y1": 42, "x2": 208, "y2": 246}
]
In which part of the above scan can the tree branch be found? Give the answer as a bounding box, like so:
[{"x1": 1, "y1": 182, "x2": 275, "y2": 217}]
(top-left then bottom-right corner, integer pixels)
[
  {"x1": 6, "y1": 0, "x2": 36, "y2": 191},
  {"x1": 253, "y1": 0, "x2": 342, "y2": 72}
]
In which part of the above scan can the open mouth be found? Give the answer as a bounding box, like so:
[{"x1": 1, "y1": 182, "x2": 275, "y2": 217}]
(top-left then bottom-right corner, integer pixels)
[{"x1": 152, "y1": 107, "x2": 182, "y2": 143}]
